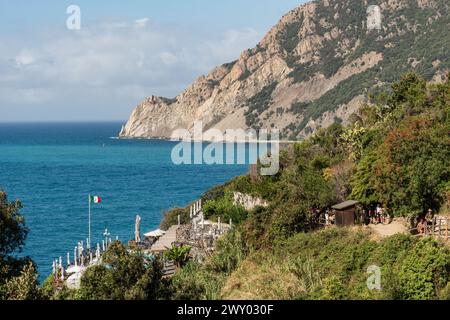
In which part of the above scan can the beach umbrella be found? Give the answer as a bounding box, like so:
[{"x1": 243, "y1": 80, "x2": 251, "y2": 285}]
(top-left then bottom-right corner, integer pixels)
[
  {"x1": 135, "y1": 215, "x2": 141, "y2": 243},
  {"x1": 60, "y1": 264, "x2": 65, "y2": 281},
  {"x1": 144, "y1": 229, "x2": 165, "y2": 238},
  {"x1": 66, "y1": 265, "x2": 85, "y2": 274}
]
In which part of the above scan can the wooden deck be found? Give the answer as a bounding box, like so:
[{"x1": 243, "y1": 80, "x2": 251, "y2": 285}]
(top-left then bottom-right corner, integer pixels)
[{"x1": 150, "y1": 225, "x2": 180, "y2": 253}]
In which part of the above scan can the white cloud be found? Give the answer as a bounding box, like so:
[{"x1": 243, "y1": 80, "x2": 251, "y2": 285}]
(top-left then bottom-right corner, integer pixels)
[
  {"x1": 134, "y1": 18, "x2": 150, "y2": 28},
  {"x1": 160, "y1": 51, "x2": 179, "y2": 66},
  {"x1": 15, "y1": 49, "x2": 35, "y2": 66},
  {"x1": 0, "y1": 19, "x2": 262, "y2": 121}
]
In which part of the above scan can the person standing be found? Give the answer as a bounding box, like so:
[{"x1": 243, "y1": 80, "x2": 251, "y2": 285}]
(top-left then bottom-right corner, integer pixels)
[
  {"x1": 425, "y1": 209, "x2": 434, "y2": 224},
  {"x1": 425, "y1": 208, "x2": 434, "y2": 233},
  {"x1": 417, "y1": 216, "x2": 427, "y2": 235},
  {"x1": 362, "y1": 208, "x2": 369, "y2": 225},
  {"x1": 376, "y1": 204, "x2": 382, "y2": 224}
]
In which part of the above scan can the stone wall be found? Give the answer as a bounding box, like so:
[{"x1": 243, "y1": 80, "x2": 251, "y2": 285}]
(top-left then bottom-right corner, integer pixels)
[{"x1": 233, "y1": 192, "x2": 269, "y2": 211}]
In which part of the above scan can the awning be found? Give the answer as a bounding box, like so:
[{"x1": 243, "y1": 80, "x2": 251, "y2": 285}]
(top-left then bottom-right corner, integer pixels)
[{"x1": 144, "y1": 229, "x2": 166, "y2": 238}]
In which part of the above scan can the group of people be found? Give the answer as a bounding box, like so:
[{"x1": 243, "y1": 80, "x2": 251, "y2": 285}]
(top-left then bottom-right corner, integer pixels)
[
  {"x1": 322, "y1": 204, "x2": 390, "y2": 227},
  {"x1": 359, "y1": 204, "x2": 389, "y2": 225},
  {"x1": 416, "y1": 209, "x2": 435, "y2": 235}
]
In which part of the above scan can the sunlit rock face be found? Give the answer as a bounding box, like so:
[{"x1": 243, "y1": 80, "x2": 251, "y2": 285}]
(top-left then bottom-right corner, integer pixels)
[{"x1": 120, "y1": 0, "x2": 450, "y2": 140}]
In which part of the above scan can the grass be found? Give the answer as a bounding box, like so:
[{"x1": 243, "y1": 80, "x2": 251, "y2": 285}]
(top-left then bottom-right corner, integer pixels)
[{"x1": 218, "y1": 227, "x2": 450, "y2": 300}]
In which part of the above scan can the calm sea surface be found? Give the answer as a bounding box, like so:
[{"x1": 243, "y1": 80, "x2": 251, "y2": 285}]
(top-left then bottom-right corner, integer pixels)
[{"x1": 0, "y1": 122, "x2": 249, "y2": 281}]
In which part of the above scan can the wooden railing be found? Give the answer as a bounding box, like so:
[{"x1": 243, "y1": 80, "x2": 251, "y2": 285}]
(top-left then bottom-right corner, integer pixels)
[
  {"x1": 424, "y1": 216, "x2": 450, "y2": 239},
  {"x1": 410, "y1": 216, "x2": 450, "y2": 240}
]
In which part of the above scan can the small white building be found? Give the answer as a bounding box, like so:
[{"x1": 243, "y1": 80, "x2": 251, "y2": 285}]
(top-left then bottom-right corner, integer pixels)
[{"x1": 367, "y1": 5, "x2": 382, "y2": 31}]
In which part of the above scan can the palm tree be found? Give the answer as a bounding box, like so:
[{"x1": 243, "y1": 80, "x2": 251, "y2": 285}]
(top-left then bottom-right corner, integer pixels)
[{"x1": 164, "y1": 244, "x2": 192, "y2": 269}]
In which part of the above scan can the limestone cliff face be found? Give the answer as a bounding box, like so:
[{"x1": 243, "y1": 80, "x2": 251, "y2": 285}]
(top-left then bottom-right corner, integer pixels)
[{"x1": 120, "y1": 0, "x2": 449, "y2": 140}]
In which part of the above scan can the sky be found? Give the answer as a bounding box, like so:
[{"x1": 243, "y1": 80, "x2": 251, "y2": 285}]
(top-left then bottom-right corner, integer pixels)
[{"x1": 0, "y1": 0, "x2": 306, "y2": 122}]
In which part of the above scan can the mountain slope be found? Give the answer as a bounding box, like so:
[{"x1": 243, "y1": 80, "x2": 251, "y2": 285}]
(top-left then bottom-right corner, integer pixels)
[{"x1": 119, "y1": 0, "x2": 449, "y2": 140}]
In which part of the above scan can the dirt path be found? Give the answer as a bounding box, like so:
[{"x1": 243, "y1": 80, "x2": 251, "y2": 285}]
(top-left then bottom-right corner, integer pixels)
[{"x1": 369, "y1": 219, "x2": 408, "y2": 239}]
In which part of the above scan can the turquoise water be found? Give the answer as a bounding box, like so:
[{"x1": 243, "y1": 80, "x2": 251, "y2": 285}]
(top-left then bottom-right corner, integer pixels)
[{"x1": 0, "y1": 123, "x2": 249, "y2": 281}]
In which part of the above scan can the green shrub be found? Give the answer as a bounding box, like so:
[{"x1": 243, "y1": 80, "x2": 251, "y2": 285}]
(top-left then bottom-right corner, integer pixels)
[
  {"x1": 397, "y1": 238, "x2": 450, "y2": 300},
  {"x1": 160, "y1": 207, "x2": 190, "y2": 231},
  {"x1": 79, "y1": 242, "x2": 163, "y2": 300},
  {"x1": 203, "y1": 190, "x2": 248, "y2": 224}
]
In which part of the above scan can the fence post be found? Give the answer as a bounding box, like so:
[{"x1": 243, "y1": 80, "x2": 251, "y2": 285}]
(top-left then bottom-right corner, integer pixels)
[{"x1": 447, "y1": 218, "x2": 449, "y2": 241}]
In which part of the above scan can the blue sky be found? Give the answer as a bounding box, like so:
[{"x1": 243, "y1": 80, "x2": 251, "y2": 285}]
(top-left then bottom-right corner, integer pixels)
[{"x1": 0, "y1": 0, "x2": 306, "y2": 122}]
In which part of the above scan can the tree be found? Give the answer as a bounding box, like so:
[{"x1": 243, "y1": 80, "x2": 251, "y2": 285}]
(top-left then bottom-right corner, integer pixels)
[
  {"x1": 389, "y1": 72, "x2": 428, "y2": 116},
  {"x1": 202, "y1": 190, "x2": 248, "y2": 224},
  {"x1": 351, "y1": 74, "x2": 450, "y2": 216},
  {"x1": 79, "y1": 242, "x2": 163, "y2": 300},
  {"x1": 0, "y1": 190, "x2": 38, "y2": 300},
  {"x1": 3, "y1": 262, "x2": 40, "y2": 300},
  {"x1": 0, "y1": 191, "x2": 28, "y2": 256},
  {"x1": 339, "y1": 123, "x2": 366, "y2": 162}
]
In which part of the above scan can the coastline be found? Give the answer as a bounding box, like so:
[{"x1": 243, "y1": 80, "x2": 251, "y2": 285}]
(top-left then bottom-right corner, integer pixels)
[{"x1": 116, "y1": 135, "x2": 299, "y2": 144}]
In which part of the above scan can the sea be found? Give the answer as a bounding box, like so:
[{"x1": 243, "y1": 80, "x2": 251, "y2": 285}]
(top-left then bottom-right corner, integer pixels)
[{"x1": 0, "y1": 122, "x2": 249, "y2": 282}]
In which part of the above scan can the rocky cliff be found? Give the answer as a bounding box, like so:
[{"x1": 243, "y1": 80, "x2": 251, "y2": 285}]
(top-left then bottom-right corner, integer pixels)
[{"x1": 120, "y1": 0, "x2": 449, "y2": 140}]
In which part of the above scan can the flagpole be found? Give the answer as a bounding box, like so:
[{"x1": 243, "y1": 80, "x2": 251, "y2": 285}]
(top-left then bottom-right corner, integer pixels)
[{"x1": 88, "y1": 193, "x2": 91, "y2": 251}]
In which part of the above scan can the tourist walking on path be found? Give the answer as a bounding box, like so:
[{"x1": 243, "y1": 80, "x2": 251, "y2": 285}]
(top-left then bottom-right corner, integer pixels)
[{"x1": 376, "y1": 204, "x2": 382, "y2": 224}]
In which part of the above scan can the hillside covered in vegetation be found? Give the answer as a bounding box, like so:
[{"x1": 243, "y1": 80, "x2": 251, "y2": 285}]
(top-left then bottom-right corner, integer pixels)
[
  {"x1": 163, "y1": 72, "x2": 450, "y2": 300},
  {"x1": 1, "y1": 73, "x2": 449, "y2": 300}
]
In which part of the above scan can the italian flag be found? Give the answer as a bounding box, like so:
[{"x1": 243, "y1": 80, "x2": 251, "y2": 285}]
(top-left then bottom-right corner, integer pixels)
[{"x1": 90, "y1": 195, "x2": 101, "y2": 204}]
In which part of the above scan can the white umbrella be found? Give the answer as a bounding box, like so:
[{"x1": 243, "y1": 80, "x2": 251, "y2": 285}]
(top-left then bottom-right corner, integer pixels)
[
  {"x1": 96, "y1": 243, "x2": 101, "y2": 258},
  {"x1": 144, "y1": 229, "x2": 166, "y2": 238},
  {"x1": 66, "y1": 265, "x2": 85, "y2": 274}
]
